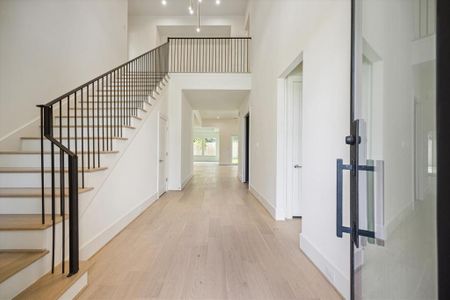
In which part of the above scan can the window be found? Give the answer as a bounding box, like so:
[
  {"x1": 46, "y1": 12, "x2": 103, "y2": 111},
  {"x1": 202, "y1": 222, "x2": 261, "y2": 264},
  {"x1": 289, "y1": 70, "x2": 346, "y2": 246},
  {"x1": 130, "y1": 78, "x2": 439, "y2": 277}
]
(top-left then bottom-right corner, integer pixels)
[
  {"x1": 193, "y1": 138, "x2": 203, "y2": 156},
  {"x1": 193, "y1": 137, "x2": 218, "y2": 157},
  {"x1": 204, "y1": 138, "x2": 217, "y2": 157},
  {"x1": 232, "y1": 136, "x2": 239, "y2": 164}
]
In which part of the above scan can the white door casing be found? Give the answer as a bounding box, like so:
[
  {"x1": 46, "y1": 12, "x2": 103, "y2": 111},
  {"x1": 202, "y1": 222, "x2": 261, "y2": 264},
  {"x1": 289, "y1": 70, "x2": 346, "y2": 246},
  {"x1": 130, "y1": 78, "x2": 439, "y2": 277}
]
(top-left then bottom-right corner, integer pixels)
[{"x1": 158, "y1": 114, "x2": 168, "y2": 197}]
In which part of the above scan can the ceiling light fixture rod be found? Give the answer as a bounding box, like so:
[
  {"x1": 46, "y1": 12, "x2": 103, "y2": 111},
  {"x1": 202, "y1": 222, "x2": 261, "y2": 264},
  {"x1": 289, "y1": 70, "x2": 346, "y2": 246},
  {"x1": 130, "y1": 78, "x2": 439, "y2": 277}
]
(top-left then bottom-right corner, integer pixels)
[{"x1": 196, "y1": 1, "x2": 201, "y2": 33}]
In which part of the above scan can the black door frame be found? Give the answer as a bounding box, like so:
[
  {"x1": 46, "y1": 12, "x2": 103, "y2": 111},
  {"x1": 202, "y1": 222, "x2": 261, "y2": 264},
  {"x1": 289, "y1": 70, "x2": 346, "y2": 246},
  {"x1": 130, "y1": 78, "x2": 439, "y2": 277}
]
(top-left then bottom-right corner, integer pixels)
[
  {"x1": 348, "y1": 0, "x2": 450, "y2": 298},
  {"x1": 244, "y1": 113, "x2": 250, "y2": 183},
  {"x1": 436, "y1": 0, "x2": 450, "y2": 298}
]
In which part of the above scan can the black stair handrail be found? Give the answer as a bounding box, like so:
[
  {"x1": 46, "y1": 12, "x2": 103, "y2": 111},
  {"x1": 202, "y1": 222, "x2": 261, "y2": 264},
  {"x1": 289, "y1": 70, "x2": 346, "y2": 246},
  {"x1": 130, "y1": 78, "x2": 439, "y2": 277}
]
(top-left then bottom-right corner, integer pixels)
[{"x1": 37, "y1": 42, "x2": 170, "y2": 276}]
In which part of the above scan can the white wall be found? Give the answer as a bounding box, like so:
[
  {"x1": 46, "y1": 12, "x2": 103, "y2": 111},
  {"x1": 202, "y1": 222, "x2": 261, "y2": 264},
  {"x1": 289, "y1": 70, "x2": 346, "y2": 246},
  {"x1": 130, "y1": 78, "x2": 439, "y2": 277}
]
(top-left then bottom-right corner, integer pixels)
[
  {"x1": 167, "y1": 73, "x2": 251, "y2": 190},
  {"x1": 128, "y1": 15, "x2": 246, "y2": 58},
  {"x1": 80, "y1": 86, "x2": 169, "y2": 259},
  {"x1": 181, "y1": 94, "x2": 193, "y2": 187},
  {"x1": 246, "y1": 0, "x2": 351, "y2": 297},
  {"x1": 202, "y1": 118, "x2": 239, "y2": 165},
  {"x1": 0, "y1": 0, "x2": 128, "y2": 148}
]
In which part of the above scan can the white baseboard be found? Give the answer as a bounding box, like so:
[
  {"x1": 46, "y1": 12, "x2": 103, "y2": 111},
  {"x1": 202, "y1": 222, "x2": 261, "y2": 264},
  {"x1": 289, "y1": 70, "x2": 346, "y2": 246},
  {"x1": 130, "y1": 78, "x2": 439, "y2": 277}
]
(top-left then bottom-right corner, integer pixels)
[
  {"x1": 59, "y1": 272, "x2": 88, "y2": 300},
  {"x1": 181, "y1": 174, "x2": 193, "y2": 190},
  {"x1": 80, "y1": 193, "x2": 158, "y2": 260},
  {"x1": 249, "y1": 185, "x2": 282, "y2": 220},
  {"x1": 300, "y1": 233, "x2": 349, "y2": 299}
]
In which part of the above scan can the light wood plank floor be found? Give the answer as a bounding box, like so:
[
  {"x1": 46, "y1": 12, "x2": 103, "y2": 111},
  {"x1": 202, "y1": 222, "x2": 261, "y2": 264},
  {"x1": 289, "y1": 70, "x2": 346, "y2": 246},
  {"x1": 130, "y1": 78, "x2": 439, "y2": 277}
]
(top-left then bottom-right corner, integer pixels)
[{"x1": 78, "y1": 164, "x2": 342, "y2": 300}]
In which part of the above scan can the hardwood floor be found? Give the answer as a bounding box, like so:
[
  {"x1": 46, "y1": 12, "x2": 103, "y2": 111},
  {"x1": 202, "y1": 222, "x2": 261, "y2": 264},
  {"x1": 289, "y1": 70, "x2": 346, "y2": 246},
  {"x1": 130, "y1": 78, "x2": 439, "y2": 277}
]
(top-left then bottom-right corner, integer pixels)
[{"x1": 78, "y1": 164, "x2": 342, "y2": 300}]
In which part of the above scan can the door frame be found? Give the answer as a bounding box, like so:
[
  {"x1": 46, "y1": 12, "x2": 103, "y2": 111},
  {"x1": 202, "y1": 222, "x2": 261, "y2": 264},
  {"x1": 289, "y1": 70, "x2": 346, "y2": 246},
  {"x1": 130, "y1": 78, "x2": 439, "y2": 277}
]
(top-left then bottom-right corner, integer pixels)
[
  {"x1": 436, "y1": 0, "x2": 450, "y2": 297},
  {"x1": 347, "y1": 0, "x2": 450, "y2": 298},
  {"x1": 276, "y1": 53, "x2": 304, "y2": 220},
  {"x1": 244, "y1": 113, "x2": 250, "y2": 183},
  {"x1": 158, "y1": 112, "x2": 168, "y2": 198},
  {"x1": 286, "y1": 74, "x2": 303, "y2": 219}
]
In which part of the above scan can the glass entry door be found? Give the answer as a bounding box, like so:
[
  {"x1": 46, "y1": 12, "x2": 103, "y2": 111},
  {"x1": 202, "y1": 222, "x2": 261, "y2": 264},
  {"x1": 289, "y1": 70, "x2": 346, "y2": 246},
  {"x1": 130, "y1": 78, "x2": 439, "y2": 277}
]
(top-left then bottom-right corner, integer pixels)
[{"x1": 346, "y1": 0, "x2": 438, "y2": 299}]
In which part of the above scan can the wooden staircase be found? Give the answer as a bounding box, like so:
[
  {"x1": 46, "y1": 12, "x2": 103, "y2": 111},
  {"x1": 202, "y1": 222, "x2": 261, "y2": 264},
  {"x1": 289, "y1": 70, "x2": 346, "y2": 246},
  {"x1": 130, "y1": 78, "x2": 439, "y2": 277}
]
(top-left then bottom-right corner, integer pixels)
[{"x1": 0, "y1": 72, "x2": 169, "y2": 299}]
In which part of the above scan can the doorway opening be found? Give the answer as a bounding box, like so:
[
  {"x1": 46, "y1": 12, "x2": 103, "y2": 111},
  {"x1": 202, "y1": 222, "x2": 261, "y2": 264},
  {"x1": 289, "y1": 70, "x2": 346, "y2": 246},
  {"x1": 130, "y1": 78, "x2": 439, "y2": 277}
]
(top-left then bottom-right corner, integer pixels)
[
  {"x1": 286, "y1": 64, "x2": 303, "y2": 219},
  {"x1": 243, "y1": 113, "x2": 250, "y2": 184},
  {"x1": 158, "y1": 114, "x2": 168, "y2": 197}
]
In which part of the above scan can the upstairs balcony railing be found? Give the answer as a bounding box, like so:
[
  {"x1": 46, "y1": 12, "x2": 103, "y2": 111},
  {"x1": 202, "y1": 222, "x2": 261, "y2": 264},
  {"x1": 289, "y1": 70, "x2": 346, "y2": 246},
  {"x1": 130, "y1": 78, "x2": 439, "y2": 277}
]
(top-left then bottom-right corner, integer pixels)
[
  {"x1": 37, "y1": 37, "x2": 250, "y2": 277},
  {"x1": 168, "y1": 37, "x2": 251, "y2": 73}
]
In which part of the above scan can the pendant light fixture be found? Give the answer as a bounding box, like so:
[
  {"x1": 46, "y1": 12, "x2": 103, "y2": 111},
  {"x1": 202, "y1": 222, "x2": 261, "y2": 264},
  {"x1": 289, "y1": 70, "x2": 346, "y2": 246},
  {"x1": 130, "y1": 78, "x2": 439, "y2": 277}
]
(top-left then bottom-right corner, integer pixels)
[
  {"x1": 188, "y1": 0, "x2": 194, "y2": 15},
  {"x1": 196, "y1": 1, "x2": 201, "y2": 33}
]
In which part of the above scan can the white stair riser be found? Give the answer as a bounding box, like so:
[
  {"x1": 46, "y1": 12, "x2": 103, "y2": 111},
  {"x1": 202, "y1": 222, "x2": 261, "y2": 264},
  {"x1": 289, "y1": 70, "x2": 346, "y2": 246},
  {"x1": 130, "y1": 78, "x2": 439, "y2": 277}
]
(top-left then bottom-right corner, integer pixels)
[
  {"x1": 52, "y1": 117, "x2": 138, "y2": 127},
  {"x1": 0, "y1": 197, "x2": 69, "y2": 214},
  {"x1": 0, "y1": 169, "x2": 105, "y2": 188},
  {"x1": 50, "y1": 126, "x2": 134, "y2": 139},
  {"x1": 0, "y1": 152, "x2": 116, "y2": 168},
  {"x1": 0, "y1": 225, "x2": 71, "y2": 299},
  {"x1": 74, "y1": 100, "x2": 153, "y2": 110},
  {"x1": 21, "y1": 138, "x2": 123, "y2": 152},
  {"x1": 0, "y1": 221, "x2": 67, "y2": 250},
  {"x1": 0, "y1": 191, "x2": 92, "y2": 215}
]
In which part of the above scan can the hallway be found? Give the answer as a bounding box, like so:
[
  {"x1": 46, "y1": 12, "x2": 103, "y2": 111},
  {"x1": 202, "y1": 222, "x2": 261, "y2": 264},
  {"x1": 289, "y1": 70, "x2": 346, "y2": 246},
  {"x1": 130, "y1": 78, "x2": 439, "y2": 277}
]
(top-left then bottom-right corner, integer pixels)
[{"x1": 78, "y1": 164, "x2": 342, "y2": 299}]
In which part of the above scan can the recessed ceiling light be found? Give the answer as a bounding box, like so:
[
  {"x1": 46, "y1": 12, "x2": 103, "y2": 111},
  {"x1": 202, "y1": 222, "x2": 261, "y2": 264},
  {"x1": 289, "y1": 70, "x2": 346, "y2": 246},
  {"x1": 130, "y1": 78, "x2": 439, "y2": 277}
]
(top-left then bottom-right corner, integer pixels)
[
  {"x1": 216, "y1": 0, "x2": 221, "y2": 4},
  {"x1": 161, "y1": 0, "x2": 167, "y2": 5}
]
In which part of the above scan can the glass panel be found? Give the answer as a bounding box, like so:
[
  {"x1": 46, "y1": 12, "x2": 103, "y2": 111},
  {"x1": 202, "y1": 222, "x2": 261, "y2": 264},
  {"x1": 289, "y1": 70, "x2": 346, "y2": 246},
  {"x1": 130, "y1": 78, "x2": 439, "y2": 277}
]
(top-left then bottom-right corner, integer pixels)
[
  {"x1": 204, "y1": 137, "x2": 217, "y2": 157},
  {"x1": 232, "y1": 136, "x2": 239, "y2": 164},
  {"x1": 354, "y1": 0, "x2": 437, "y2": 299},
  {"x1": 193, "y1": 138, "x2": 203, "y2": 156}
]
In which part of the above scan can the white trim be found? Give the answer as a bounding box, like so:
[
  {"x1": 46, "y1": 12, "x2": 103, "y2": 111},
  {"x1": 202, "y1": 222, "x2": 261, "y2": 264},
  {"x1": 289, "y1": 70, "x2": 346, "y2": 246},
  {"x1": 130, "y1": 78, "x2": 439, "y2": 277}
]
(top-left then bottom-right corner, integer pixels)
[
  {"x1": 158, "y1": 112, "x2": 168, "y2": 197},
  {"x1": 300, "y1": 233, "x2": 349, "y2": 299},
  {"x1": 276, "y1": 53, "x2": 304, "y2": 220},
  {"x1": 80, "y1": 193, "x2": 158, "y2": 260},
  {"x1": 58, "y1": 272, "x2": 88, "y2": 300},
  {"x1": 0, "y1": 253, "x2": 49, "y2": 299},
  {"x1": 181, "y1": 174, "x2": 193, "y2": 190},
  {"x1": 0, "y1": 116, "x2": 39, "y2": 142},
  {"x1": 249, "y1": 185, "x2": 283, "y2": 220}
]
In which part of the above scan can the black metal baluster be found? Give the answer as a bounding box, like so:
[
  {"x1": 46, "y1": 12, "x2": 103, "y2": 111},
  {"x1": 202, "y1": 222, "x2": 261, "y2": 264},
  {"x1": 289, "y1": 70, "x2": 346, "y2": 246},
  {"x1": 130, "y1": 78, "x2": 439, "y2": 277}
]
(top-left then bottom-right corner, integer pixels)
[
  {"x1": 59, "y1": 103, "x2": 62, "y2": 145},
  {"x1": 39, "y1": 107, "x2": 45, "y2": 224},
  {"x1": 97, "y1": 80, "x2": 100, "y2": 168},
  {"x1": 102, "y1": 77, "x2": 105, "y2": 151},
  {"x1": 81, "y1": 88, "x2": 85, "y2": 188},
  {"x1": 60, "y1": 149, "x2": 65, "y2": 273},
  {"x1": 91, "y1": 84, "x2": 95, "y2": 168},
  {"x1": 51, "y1": 128, "x2": 56, "y2": 274},
  {"x1": 74, "y1": 93, "x2": 77, "y2": 155},
  {"x1": 67, "y1": 97, "x2": 70, "y2": 150},
  {"x1": 86, "y1": 85, "x2": 90, "y2": 170}
]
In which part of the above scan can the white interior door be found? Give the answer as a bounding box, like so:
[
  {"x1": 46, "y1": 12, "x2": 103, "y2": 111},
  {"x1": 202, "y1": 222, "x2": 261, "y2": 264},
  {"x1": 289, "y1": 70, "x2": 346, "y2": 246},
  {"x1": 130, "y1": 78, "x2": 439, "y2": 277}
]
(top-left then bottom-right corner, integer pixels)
[
  {"x1": 158, "y1": 116, "x2": 167, "y2": 197},
  {"x1": 287, "y1": 75, "x2": 303, "y2": 218}
]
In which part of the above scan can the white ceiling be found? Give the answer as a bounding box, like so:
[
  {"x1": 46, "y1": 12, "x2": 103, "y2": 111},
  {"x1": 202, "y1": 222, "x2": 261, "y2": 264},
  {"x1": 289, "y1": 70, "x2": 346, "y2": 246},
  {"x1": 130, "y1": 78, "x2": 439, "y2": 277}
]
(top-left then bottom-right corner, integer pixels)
[
  {"x1": 199, "y1": 110, "x2": 239, "y2": 119},
  {"x1": 129, "y1": 0, "x2": 248, "y2": 16},
  {"x1": 184, "y1": 89, "x2": 249, "y2": 120}
]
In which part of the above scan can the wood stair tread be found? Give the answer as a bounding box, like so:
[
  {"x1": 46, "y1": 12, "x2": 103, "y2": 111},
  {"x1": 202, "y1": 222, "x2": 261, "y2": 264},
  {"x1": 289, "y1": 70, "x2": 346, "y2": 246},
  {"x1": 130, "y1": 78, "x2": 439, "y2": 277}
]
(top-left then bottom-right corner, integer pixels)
[
  {"x1": 0, "y1": 187, "x2": 93, "y2": 198},
  {"x1": 0, "y1": 215, "x2": 67, "y2": 231},
  {"x1": 0, "y1": 167, "x2": 107, "y2": 173},
  {"x1": 14, "y1": 261, "x2": 91, "y2": 300},
  {"x1": 0, "y1": 250, "x2": 49, "y2": 283}
]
